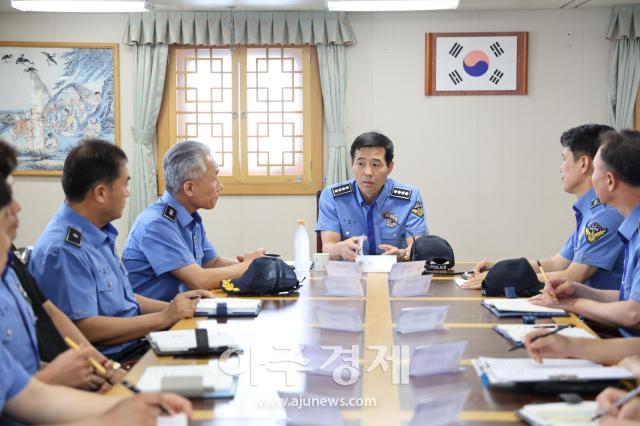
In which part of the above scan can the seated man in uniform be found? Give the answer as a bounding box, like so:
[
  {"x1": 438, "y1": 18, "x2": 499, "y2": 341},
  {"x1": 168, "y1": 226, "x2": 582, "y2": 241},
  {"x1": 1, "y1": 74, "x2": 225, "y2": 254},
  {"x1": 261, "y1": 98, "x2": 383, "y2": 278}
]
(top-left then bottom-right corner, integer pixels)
[
  {"x1": 30, "y1": 139, "x2": 212, "y2": 362},
  {"x1": 463, "y1": 124, "x2": 624, "y2": 290},
  {"x1": 0, "y1": 140, "x2": 126, "y2": 391},
  {"x1": 123, "y1": 141, "x2": 264, "y2": 302},
  {"x1": 529, "y1": 129, "x2": 640, "y2": 336},
  {"x1": 316, "y1": 132, "x2": 427, "y2": 262}
]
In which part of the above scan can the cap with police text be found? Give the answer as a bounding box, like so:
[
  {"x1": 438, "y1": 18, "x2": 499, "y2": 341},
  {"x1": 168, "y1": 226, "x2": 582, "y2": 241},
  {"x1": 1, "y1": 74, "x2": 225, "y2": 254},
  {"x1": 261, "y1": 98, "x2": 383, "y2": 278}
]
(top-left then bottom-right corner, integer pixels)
[{"x1": 411, "y1": 235, "x2": 455, "y2": 271}]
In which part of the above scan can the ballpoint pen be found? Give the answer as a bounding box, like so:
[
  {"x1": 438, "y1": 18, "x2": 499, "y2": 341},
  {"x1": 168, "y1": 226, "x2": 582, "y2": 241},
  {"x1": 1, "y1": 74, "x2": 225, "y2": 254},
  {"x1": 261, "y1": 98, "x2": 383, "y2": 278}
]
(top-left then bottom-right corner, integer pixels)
[
  {"x1": 121, "y1": 380, "x2": 172, "y2": 415},
  {"x1": 507, "y1": 325, "x2": 572, "y2": 352},
  {"x1": 592, "y1": 384, "x2": 640, "y2": 420}
]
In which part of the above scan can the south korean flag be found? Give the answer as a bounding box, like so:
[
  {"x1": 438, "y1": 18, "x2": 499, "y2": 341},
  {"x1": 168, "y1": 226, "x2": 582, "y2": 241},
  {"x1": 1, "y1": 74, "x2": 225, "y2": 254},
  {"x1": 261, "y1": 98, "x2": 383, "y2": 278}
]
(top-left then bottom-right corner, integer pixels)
[{"x1": 435, "y1": 36, "x2": 518, "y2": 92}]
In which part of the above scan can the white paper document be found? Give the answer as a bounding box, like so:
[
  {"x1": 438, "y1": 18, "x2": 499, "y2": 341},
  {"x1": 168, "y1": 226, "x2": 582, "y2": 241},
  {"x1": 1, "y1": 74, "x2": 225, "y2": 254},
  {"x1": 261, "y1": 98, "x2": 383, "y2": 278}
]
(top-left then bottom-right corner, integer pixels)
[
  {"x1": 518, "y1": 401, "x2": 597, "y2": 426},
  {"x1": 322, "y1": 276, "x2": 364, "y2": 297},
  {"x1": 147, "y1": 330, "x2": 238, "y2": 352},
  {"x1": 494, "y1": 324, "x2": 595, "y2": 345},
  {"x1": 410, "y1": 340, "x2": 467, "y2": 377},
  {"x1": 326, "y1": 261, "x2": 362, "y2": 277},
  {"x1": 157, "y1": 413, "x2": 188, "y2": 426},
  {"x1": 389, "y1": 261, "x2": 426, "y2": 280},
  {"x1": 278, "y1": 391, "x2": 344, "y2": 425},
  {"x1": 396, "y1": 305, "x2": 448, "y2": 334},
  {"x1": 356, "y1": 255, "x2": 397, "y2": 273},
  {"x1": 484, "y1": 299, "x2": 566, "y2": 315},
  {"x1": 454, "y1": 277, "x2": 466, "y2": 288},
  {"x1": 315, "y1": 304, "x2": 363, "y2": 333},
  {"x1": 472, "y1": 357, "x2": 633, "y2": 385},
  {"x1": 137, "y1": 362, "x2": 236, "y2": 396},
  {"x1": 390, "y1": 275, "x2": 432, "y2": 297},
  {"x1": 409, "y1": 390, "x2": 469, "y2": 426},
  {"x1": 195, "y1": 298, "x2": 261, "y2": 316}
]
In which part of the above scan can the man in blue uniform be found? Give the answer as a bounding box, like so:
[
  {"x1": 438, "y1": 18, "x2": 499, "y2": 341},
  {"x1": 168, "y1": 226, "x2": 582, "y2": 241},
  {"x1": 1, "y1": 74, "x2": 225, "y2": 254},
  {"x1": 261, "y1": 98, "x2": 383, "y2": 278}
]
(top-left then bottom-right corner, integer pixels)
[
  {"x1": 123, "y1": 141, "x2": 264, "y2": 302},
  {"x1": 464, "y1": 124, "x2": 624, "y2": 290},
  {"x1": 316, "y1": 132, "x2": 427, "y2": 261},
  {"x1": 30, "y1": 140, "x2": 211, "y2": 362},
  {"x1": 530, "y1": 129, "x2": 640, "y2": 336}
]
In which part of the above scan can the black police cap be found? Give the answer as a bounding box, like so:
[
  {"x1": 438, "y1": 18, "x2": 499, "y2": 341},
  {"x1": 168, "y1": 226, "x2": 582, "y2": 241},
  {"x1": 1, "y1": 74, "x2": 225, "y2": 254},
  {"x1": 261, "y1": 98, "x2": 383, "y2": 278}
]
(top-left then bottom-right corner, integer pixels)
[
  {"x1": 411, "y1": 235, "x2": 455, "y2": 271},
  {"x1": 482, "y1": 258, "x2": 543, "y2": 297},
  {"x1": 222, "y1": 257, "x2": 302, "y2": 296}
]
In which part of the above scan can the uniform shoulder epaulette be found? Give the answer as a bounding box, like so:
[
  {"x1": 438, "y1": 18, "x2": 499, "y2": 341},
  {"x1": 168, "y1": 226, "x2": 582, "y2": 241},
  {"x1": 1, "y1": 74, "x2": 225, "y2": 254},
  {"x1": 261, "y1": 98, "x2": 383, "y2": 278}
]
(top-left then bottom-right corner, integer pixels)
[
  {"x1": 331, "y1": 183, "x2": 352, "y2": 198},
  {"x1": 65, "y1": 226, "x2": 82, "y2": 248},
  {"x1": 163, "y1": 204, "x2": 178, "y2": 221},
  {"x1": 390, "y1": 187, "x2": 412, "y2": 201},
  {"x1": 590, "y1": 198, "x2": 602, "y2": 209}
]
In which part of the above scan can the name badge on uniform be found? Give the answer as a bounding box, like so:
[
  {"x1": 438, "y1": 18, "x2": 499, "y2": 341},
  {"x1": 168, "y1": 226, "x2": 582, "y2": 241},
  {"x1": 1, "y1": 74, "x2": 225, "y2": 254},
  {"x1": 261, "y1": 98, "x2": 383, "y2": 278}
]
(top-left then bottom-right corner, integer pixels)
[
  {"x1": 65, "y1": 226, "x2": 82, "y2": 247},
  {"x1": 163, "y1": 204, "x2": 178, "y2": 221}
]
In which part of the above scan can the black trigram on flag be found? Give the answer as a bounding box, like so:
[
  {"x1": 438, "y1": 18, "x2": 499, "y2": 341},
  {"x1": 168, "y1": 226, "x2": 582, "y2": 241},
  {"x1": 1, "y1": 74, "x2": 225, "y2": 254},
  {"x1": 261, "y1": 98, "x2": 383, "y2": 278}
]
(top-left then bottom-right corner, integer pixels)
[
  {"x1": 489, "y1": 69, "x2": 504, "y2": 84},
  {"x1": 448, "y1": 70, "x2": 463, "y2": 85},
  {"x1": 489, "y1": 42, "x2": 504, "y2": 57},
  {"x1": 449, "y1": 42, "x2": 463, "y2": 58}
]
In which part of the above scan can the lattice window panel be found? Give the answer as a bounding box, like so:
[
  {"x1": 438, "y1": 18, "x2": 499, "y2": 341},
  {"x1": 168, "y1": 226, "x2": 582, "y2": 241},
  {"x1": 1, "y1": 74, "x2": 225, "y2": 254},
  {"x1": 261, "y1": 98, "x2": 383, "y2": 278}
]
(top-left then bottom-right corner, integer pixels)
[
  {"x1": 175, "y1": 48, "x2": 234, "y2": 176},
  {"x1": 245, "y1": 47, "x2": 304, "y2": 177}
]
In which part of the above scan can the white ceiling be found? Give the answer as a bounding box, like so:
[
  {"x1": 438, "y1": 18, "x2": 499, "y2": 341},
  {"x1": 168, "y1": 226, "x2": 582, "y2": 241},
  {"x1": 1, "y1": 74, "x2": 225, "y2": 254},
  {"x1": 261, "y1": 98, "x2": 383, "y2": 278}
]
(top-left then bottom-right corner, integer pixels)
[{"x1": 2, "y1": 0, "x2": 638, "y2": 12}]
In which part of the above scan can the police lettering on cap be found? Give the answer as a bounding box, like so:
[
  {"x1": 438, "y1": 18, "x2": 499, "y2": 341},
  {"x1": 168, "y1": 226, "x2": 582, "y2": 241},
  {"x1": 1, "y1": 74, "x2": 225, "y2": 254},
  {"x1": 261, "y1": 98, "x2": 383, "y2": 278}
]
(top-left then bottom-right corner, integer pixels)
[
  {"x1": 411, "y1": 235, "x2": 455, "y2": 271},
  {"x1": 221, "y1": 257, "x2": 302, "y2": 296}
]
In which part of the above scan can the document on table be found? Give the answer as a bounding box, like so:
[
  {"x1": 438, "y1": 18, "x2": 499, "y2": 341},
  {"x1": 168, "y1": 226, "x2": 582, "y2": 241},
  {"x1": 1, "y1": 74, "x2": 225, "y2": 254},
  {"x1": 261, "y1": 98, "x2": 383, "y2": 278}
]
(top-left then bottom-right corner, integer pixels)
[
  {"x1": 137, "y1": 362, "x2": 237, "y2": 398},
  {"x1": 195, "y1": 298, "x2": 262, "y2": 316},
  {"x1": 147, "y1": 329, "x2": 239, "y2": 353},
  {"x1": 493, "y1": 324, "x2": 595, "y2": 345},
  {"x1": 356, "y1": 255, "x2": 397, "y2": 273},
  {"x1": 326, "y1": 261, "x2": 362, "y2": 277},
  {"x1": 482, "y1": 299, "x2": 567, "y2": 317},
  {"x1": 472, "y1": 357, "x2": 633, "y2": 385},
  {"x1": 517, "y1": 401, "x2": 597, "y2": 426}
]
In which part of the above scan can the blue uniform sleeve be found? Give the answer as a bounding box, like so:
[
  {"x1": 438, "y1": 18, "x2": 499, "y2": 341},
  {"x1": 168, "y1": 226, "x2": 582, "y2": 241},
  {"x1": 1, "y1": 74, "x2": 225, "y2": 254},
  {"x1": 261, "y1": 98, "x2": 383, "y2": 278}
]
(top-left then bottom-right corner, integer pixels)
[
  {"x1": 559, "y1": 233, "x2": 575, "y2": 261},
  {"x1": 315, "y1": 188, "x2": 341, "y2": 234},
  {"x1": 404, "y1": 191, "x2": 428, "y2": 237},
  {"x1": 625, "y1": 257, "x2": 640, "y2": 301},
  {"x1": 142, "y1": 219, "x2": 197, "y2": 276},
  {"x1": 573, "y1": 209, "x2": 625, "y2": 271},
  {"x1": 201, "y1": 229, "x2": 218, "y2": 264},
  {"x1": 0, "y1": 346, "x2": 30, "y2": 411},
  {"x1": 31, "y1": 247, "x2": 99, "y2": 321}
]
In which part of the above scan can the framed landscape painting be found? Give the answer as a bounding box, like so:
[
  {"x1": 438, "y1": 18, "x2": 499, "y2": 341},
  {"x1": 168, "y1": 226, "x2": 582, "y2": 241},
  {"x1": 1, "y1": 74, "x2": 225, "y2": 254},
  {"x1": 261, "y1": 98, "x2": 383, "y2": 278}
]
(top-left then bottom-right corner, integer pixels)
[
  {"x1": 425, "y1": 32, "x2": 528, "y2": 96},
  {"x1": 0, "y1": 42, "x2": 119, "y2": 175}
]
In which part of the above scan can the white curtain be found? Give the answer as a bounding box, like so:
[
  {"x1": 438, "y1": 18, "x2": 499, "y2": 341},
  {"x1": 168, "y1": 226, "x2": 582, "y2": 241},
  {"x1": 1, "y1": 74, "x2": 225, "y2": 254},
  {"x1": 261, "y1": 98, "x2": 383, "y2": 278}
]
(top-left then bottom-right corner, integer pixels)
[
  {"x1": 317, "y1": 44, "x2": 350, "y2": 185},
  {"x1": 128, "y1": 44, "x2": 168, "y2": 228},
  {"x1": 607, "y1": 5, "x2": 640, "y2": 129}
]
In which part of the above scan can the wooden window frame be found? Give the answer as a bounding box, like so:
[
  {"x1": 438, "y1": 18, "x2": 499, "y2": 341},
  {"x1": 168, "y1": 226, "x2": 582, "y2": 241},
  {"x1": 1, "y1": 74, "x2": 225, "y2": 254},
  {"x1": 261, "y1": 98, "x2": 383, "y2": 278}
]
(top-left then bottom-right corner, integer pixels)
[{"x1": 156, "y1": 45, "x2": 323, "y2": 196}]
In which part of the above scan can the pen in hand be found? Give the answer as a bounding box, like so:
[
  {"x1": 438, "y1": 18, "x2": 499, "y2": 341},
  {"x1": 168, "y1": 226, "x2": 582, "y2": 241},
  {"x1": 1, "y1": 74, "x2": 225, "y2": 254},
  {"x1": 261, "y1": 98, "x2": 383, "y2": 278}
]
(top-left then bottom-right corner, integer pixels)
[
  {"x1": 591, "y1": 384, "x2": 640, "y2": 421},
  {"x1": 121, "y1": 380, "x2": 173, "y2": 415},
  {"x1": 64, "y1": 336, "x2": 107, "y2": 375},
  {"x1": 537, "y1": 260, "x2": 558, "y2": 303},
  {"x1": 507, "y1": 325, "x2": 573, "y2": 352}
]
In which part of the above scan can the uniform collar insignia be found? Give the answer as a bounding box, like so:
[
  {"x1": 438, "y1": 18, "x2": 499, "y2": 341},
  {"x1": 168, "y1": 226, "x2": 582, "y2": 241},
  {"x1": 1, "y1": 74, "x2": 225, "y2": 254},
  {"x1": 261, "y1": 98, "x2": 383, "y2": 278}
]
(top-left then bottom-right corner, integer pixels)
[
  {"x1": 65, "y1": 226, "x2": 82, "y2": 247},
  {"x1": 590, "y1": 198, "x2": 602, "y2": 209},
  {"x1": 163, "y1": 204, "x2": 178, "y2": 221},
  {"x1": 390, "y1": 187, "x2": 411, "y2": 200},
  {"x1": 332, "y1": 183, "x2": 353, "y2": 198}
]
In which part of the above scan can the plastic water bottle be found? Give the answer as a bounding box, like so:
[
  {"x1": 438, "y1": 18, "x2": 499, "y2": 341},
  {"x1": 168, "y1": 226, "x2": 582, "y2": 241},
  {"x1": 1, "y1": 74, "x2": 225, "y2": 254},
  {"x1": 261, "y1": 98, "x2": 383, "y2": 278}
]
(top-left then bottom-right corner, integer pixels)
[{"x1": 294, "y1": 219, "x2": 310, "y2": 280}]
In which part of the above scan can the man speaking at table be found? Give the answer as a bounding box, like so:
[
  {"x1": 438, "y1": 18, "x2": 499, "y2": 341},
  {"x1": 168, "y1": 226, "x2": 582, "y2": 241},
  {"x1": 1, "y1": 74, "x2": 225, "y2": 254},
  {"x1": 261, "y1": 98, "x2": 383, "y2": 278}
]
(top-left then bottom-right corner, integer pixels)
[{"x1": 316, "y1": 132, "x2": 427, "y2": 262}]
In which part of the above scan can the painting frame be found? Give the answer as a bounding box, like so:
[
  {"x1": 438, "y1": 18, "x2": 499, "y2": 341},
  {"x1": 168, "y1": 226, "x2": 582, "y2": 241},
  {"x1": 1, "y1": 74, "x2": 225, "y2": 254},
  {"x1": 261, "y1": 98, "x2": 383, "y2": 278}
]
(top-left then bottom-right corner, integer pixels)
[
  {"x1": 425, "y1": 32, "x2": 528, "y2": 96},
  {"x1": 0, "y1": 41, "x2": 120, "y2": 176}
]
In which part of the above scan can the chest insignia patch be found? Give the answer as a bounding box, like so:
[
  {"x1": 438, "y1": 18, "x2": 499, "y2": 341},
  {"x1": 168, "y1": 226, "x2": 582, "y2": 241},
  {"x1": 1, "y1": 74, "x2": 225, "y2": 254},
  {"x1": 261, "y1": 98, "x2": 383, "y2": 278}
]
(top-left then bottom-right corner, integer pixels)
[{"x1": 384, "y1": 212, "x2": 399, "y2": 228}]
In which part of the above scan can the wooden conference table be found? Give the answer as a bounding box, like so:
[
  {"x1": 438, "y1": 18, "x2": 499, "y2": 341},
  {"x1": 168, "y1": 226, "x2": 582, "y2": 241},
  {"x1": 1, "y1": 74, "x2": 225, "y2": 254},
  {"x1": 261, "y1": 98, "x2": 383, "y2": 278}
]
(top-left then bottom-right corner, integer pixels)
[{"x1": 108, "y1": 263, "x2": 595, "y2": 425}]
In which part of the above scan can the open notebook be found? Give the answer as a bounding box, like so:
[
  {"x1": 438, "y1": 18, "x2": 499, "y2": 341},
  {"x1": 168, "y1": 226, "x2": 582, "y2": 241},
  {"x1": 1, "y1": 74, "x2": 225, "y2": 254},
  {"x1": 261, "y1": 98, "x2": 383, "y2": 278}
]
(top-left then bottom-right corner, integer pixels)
[
  {"x1": 518, "y1": 401, "x2": 597, "y2": 426},
  {"x1": 482, "y1": 299, "x2": 568, "y2": 317},
  {"x1": 147, "y1": 329, "x2": 241, "y2": 356},
  {"x1": 137, "y1": 361, "x2": 237, "y2": 399},
  {"x1": 472, "y1": 357, "x2": 632, "y2": 392},
  {"x1": 195, "y1": 298, "x2": 262, "y2": 317},
  {"x1": 493, "y1": 324, "x2": 595, "y2": 345}
]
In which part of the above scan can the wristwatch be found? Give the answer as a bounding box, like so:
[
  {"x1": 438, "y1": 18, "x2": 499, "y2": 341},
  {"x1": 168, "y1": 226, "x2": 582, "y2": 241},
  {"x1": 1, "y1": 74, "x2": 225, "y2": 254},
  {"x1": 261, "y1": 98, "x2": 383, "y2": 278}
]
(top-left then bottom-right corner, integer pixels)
[{"x1": 403, "y1": 249, "x2": 411, "y2": 262}]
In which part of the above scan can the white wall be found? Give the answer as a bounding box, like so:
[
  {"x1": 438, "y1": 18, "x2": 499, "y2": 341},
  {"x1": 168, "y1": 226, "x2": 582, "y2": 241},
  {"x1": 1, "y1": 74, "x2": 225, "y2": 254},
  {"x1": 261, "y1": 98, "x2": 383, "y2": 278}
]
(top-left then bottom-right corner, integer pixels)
[
  {"x1": 345, "y1": 8, "x2": 611, "y2": 261},
  {"x1": 3, "y1": 8, "x2": 611, "y2": 262}
]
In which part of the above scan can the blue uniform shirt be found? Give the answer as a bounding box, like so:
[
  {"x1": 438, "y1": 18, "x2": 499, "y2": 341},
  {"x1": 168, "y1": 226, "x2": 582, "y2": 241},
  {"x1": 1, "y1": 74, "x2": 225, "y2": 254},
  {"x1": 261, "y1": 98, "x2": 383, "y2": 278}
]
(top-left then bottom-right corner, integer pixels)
[
  {"x1": 559, "y1": 188, "x2": 625, "y2": 290},
  {"x1": 123, "y1": 192, "x2": 218, "y2": 302},
  {"x1": 0, "y1": 256, "x2": 40, "y2": 375},
  {"x1": 29, "y1": 202, "x2": 141, "y2": 356},
  {"x1": 316, "y1": 178, "x2": 428, "y2": 255},
  {"x1": 617, "y1": 204, "x2": 640, "y2": 337},
  {"x1": 0, "y1": 345, "x2": 30, "y2": 413}
]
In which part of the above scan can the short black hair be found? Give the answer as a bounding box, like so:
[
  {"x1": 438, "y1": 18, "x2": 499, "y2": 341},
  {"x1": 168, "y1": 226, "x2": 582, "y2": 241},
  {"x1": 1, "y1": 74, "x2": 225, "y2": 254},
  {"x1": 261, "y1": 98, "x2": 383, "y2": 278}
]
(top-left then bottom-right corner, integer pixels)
[
  {"x1": 599, "y1": 129, "x2": 640, "y2": 187},
  {"x1": 560, "y1": 124, "x2": 613, "y2": 160},
  {"x1": 350, "y1": 132, "x2": 394, "y2": 165},
  {"x1": 0, "y1": 140, "x2": 17, "y2": 179},
  {"x1": 62, "y1": 139, "x2": 127, "y2": 202},
  {"x1": 0, "y1": 176, "x2": 10, "y2": 210}
]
